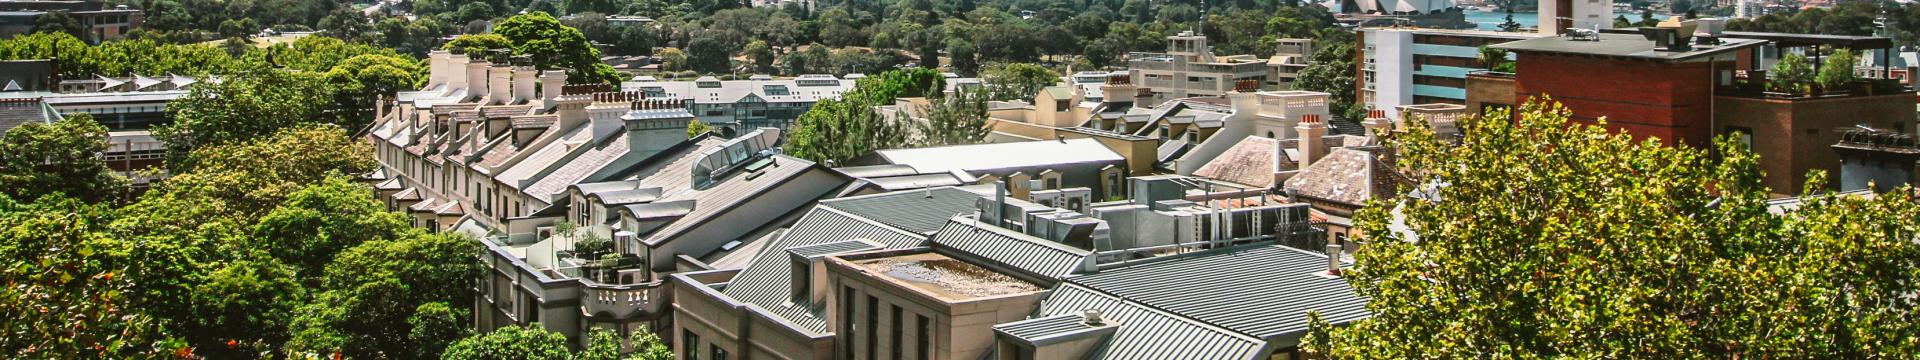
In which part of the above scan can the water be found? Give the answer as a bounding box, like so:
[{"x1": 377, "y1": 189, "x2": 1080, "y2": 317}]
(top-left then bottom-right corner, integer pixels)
[{"x1": 1463, "y1": 10, "x2": 1622, "y2": 31}]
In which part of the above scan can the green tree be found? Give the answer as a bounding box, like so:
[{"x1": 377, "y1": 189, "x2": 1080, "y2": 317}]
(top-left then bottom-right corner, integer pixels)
[
  {"x1": 687, "y1": 118, "x2": 713, "y2": 137},
  {"x1": 945, "y1": 39, "x2": 978, "y2": 76},
  {"x1": 1476, "y1": 45, "x2": 1509, "y2": 71},
  {"x1": 444, "y1": 34, "x2": 515, "y2": 58},
  {"x1": 913, "y1": 88, "x2": 991, "y2": 147},
  {"x1": 1309, "y1": 97, "x2": 1920, "y2": 358},
  {"x1": 1497, "y1": 9, "x2": 1523, "y2": 32},
  {"x1": 286, "y1": 233, "x2": 483, "y2": 358},
  {"x1": 786, "y1": 69, "x2": 943, "y2": 163},
  {"x1": 744, "y1": 39, "x2": 776, "y2": 74},
  {"x1": 251, "y1": 176, "x2": 414, "y2": 276},
  {"x1": 407, "y1": 302, "x2": 470, "y2": 359},
  {"x1": 0, "y1": 195, "x2": 183, "y2": 358},
  {"x1": 1295, "y1": 32, "x2": 1361, "y2": 120},
  {"x1": 30, "y1": 10, "x2": 85, "y2": 39},
  {"x1": 493, "y1": 11, "x2": 622, "y2": 85},
  {"x1": 156, "y1": 70, "x2": 337, "y2": 169},
  {"x1": 325, "y1": 53, "x2": 424, "y2": 132},
  {"x1": 0, "y1": 113, "x2": 126, "y2": 202},
  {"x1": 1771, "y1": 53, "x2": 1814, "y2": 94},
  {"x1": 685, "y1": 34, "x2": 733, "y2": 73},
  {"x1": 441, "y1": 325, "x2": 573, "y2": 360},
  {"x1": 980, "y1": 62, "x2": 1056, "y2": 100},
  {"x1": 656, "y1": 47, "x2": 689, "y2": 72},
  {"x1": 1815, "y1": 48, "x2": 1859, "y2": 89},
  {"x1": 187, "y1": 257, "x2": 306, "y2": 358}
]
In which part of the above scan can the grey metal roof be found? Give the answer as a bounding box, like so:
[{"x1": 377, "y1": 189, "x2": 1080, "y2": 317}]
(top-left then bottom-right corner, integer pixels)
[
  {"x1": 928, "y1": 217, "x2": 1093, "y2": 281},
  {"x1": 785, "y1": 239, "x2": 882, "y2": 261},
  {"x1": 833, "y1": 164, "x2": 922, "y2": 178},
  {"x1": 875, "y1": 138, "x2": 1126, "y2": 175},
  {"x1": 821, "y1": 187, "x2": 983, "y2": 234},
  {"x1": 1065, "y1": 245, "x2": 1370, "y2": 340},
  {"x1": 619, "y1": 199, "x2": 696, "y2": 220},
  {"x1": 863, "y1": 173, "x2": 966, "y2": 191},
  {"x1": 587, "y1": 187, "x2": 663, "y2": 205},
  {"x1": 719, "y1": 206, "x2": 933, "y2": 333},
  {"x1": 993, "y1": 314, "x2": 1113, "y2": 345},
  {"x1": 1039, "y1": 284, "x2": 1265, "y2": 360},
  {"x1": 1492, "y1": 33, "x2": 1765, "y2": 62}
]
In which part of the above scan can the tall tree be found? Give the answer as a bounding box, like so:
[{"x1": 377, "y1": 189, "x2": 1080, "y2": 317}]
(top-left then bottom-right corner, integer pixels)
[
  {"x1": 0, "y1": 113, "x2": 126, "y2": 202},
  {"x1": 980, "y1": 62, "x2": 1056, "y2": 100},
  {"x1": 492, "y1": 11, "x2": 623, "y2": 84},
  {"x1": 0, "y1": 195, "x2": 182, "y2": 358},
  {"x1": 30, "y1": 10, "x2": 86, "y2": 39},
  {"x1": 1308, "y1": 97, "x2": 1920, "y2": 358},
  {"x1": 156, "y1": 70, "x2": 337, "y2": 169},
  {"x1": 440, "y1": 325, "x2": 573, "y2": 360},
  {"x1": 913, "y1": 88, "x2": 991, "y2": 147}
]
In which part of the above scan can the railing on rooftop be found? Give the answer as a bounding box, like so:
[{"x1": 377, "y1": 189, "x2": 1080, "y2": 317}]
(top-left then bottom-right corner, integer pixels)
[{"x1": 1717, "y1": 77, "x2": 1910, "y2": 100}]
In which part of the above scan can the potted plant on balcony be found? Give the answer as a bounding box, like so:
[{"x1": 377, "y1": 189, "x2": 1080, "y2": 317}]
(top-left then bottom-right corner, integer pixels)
[
  {"x1": 1816, "y1": 48, "x2": 1860, "y2": 96},
  {"x1": 1770, "y1": 53, "x2": 1814, "y2": 97}
]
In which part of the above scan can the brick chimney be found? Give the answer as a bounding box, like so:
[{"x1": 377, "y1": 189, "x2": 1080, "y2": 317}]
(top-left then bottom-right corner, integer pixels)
[
  {"x1": 1297, "y1": 114, "x2": 1327, "y2": 167},
  {"x1": 1363, "y1": 109, "x2": 1392, "y2": 145}
]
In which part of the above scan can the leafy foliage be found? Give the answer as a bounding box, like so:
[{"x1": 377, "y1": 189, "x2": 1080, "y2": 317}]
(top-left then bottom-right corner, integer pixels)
[
  {"x1": 914, "y1": 88, "x2": 992, "y2": 147},
  {"x1": 980, "y1": 63, "x2": 1056, "y2": 100},
  {"x1": 0, "y1": 196, "x2": 182, "y2": 358},
  {"x1": 0, "y1": 113, "x2": 126, "y2": 202},
  {"x1": 1310, "y1": 96, "x2": 1920, "y2": 358},
  {"x1": 441, "y1": 325, "x2": 573, "y2": 360},
  {"x1": 492, "y1": 11, "x2": 623, "y2": 85},
  {"x1": 1770, "y1": 53, "x2": 1814, "y2": 94},
  {"x1": 155, "y1": 70, "x2": 340, "y2": 169},
  {"x1": 1815, "y1": 48, "x2": 1859, "y2": 89}
]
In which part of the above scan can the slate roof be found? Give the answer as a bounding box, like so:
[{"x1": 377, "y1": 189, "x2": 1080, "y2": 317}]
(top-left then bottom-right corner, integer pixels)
[
  {"x1": 522, "y1": 132, "x2": 639, "y2": 200},
  {"x1": 494, "y1": 124, "x2": 594, "y2": 189},
  {"x1": 0, "y1": 97, "x2": 55, "y2": 134},
  {"x1": 928, "y1": 217, "x2": 1094, "y2": 281},
  {"x1": 1282, "y1": 148, "x2": 1409, "y2": 207}
]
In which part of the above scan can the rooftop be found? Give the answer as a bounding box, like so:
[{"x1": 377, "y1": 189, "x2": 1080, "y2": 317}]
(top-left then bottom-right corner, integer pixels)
[
  {"x1": 1493, "y1": 33, "x2": 1766, "y2": 62},
  {"x1": 874, "y1": 138, "x2": 1125, "y2": 174},
  {"x1": 854, "y1": 252, "x2": 1042, "y2": 301}
]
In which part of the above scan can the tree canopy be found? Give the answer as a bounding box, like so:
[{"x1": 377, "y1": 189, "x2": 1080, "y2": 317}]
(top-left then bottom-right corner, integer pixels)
[
  {"x1": 0, "y1": 113, "x2": 126, "y2": 202},
  {"x1": 1308, "y1": 97, "x2": 1920, "y2": 358}
]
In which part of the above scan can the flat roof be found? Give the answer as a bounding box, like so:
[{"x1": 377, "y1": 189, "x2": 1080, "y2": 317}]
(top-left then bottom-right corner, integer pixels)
[
  {"x1": 876, "y1": 138, "x2": 1125, "y2": 174},
  {"x1": 1596, "y1": 28, "x2": 1895, "y2": 49},
  {"x1": 856, "y1": 252, "x2": 1042, "y2": 301},
  {"x1": 1493, "y1": 33, "x2": 1765, "y2": 62}
]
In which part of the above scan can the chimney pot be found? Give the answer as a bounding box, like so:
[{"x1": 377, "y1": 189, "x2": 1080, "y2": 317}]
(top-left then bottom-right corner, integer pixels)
[{"x1": 1326, "y1": 243, "x2": 1343, "y2": 276}]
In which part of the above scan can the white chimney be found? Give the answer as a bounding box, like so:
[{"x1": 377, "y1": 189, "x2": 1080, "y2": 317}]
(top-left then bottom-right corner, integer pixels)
[
  {"x1": 1296, "y1": 114, "x2": 1328, "y2": 167},
  {"x1": 1325, "y1": 243, "x2": 1343, "y2": 276},
  {"x1": 540, "y1": 70, "x2": 567, "y2": 105},
  {"x1": 488, "y1": 65, "x2": 512, "y2": 105},
  {"x1": 426, "y1": 51, "x2": 449, "y2": 89},
  {"x1": 466, "y1": 59, "x2": 491, "y2": 101},
  {"x1": 445, "y1": 53, "x2": 470, "y2": 97},
  {"x1": 512, "y1": 65, "x2": 537, "y2": 103},
  {"x1": 1363, "y1": 109, "x2": 1392, "y2": 145}
]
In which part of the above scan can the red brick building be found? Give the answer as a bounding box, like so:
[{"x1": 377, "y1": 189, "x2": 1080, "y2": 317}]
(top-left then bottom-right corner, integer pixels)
[{"x1": 1476, "y1": 30, "x2": 1916, "y2": 196}]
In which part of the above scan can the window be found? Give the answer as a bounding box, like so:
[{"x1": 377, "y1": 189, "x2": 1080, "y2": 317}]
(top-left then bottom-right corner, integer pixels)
[
  {"x1": 890, "y1": 305, "x2": 903, "y2": 360},
  {"x1": 866, "y1": 296, "x2": 879, "y2": 360},
  {"x1": 683, "y1": 330, "x2": 701, "y2": 360},
  {"x1": 840, "y1": 287, "x2": 857, "y2": 357},
  {"x1": 711, "y1": 344, "x2": 728, "y2": 360},
  {"x1": 917, "y1": 314, "x2": 931, "y2": 360}
]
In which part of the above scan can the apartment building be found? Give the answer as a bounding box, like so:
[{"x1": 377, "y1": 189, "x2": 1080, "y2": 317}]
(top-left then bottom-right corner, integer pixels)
[
  {"x1": 672, "y1": 178, "x2": 1346, "y2": 360},
  {"x1": 1122, "y1": 31, "x2": 1274, "y2": 107},
  {"x1": 1476, "y1": 23, "x2": 1916, "y2": 195},
  {"x1": 1268, "y1": 38, "x2": 1315, "y2": 90},
  {"x1": 1357, "y1": 27, "x2": 1543, "y2": 120},
  {"x1": 0, "y1": 1, "x2": 142, "y2": 43},
  {"x1": 622, "y1": 75, "x2": 855, "y2": 135}
]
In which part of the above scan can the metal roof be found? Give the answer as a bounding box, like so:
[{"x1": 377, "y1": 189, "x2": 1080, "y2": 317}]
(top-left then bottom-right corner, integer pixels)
[
  {"x1": 1039, "y1": 284, "x2": 1265, "y2": 360},
  {"x1": 875, "y1": 138, "x2": 1125, "y2": 175},
  {"x1": 928, "y1": 217, "x2": 1094, "y2": 281},
  {"x1": 1493, "y1": 33, "x2": 1765, "y2": 62},
  {"x1": 821, "y1": 187, "x2": 984, "y2": 235},
  {"x1": 719, "y1": 206, "x2": 933, "y2": 333},
  {"x1": 1065, "y1": 245, "x2": 1371, "y2": 340},
  {"x1": 993, "y1": 313, "x2": 1115, "y2": 346},
  {"x1": 786, "y1": 239, "x2": 882, "y2": 260}
]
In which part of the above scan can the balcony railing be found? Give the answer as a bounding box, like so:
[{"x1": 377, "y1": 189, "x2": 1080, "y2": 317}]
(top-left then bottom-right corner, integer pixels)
[
  {"x1": 581, "y1": 274, "x2": 669, "y2": 320},
  {"x1": 1717, "y1": 78, "x2": 1910, "y2": 100}
]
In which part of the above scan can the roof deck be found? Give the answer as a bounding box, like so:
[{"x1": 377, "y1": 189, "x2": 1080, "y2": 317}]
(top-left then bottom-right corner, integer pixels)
[{"x1": 855, "y1": 252, "x2": 1042, "y2": 301}]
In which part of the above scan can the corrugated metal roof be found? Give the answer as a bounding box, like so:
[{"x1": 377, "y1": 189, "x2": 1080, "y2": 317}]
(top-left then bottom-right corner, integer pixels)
[
  {"x1": 993, "y1": 314, "x2": 1104, "y2": 343},
  {"x1": 928, "y1": 218, "x2": 1093, "y2": 281},
  {"x1": 821, "y1": 187, "x2": 982, "y2": 234},
  {"x1": 876, "y1": 138, "x2": 1125, "y2": 175},
  {"x1": 1065, "y1": 246, "x2": 1370, "y2": 340},
  {"x1": 719, "y1": 206, "x2": 931, "y2": 333},
  {"x1": 1040, "y1": 284, "x2": 1265, "y2": 360},
  {"x1": 786, "y1": 239, "x2": 882, "y2": 260}
]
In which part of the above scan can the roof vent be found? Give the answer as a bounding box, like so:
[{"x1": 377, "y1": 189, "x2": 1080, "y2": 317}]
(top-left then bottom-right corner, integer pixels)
[
  {"x1": 1325, "y1": 243, "x2": 1343, "y2": 276},
  {"x1": 1081, "y1": 309, "x2": 1105, "y2": 326}
]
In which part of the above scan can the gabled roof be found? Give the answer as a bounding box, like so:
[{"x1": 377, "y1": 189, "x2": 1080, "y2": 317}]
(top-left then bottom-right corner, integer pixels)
[{"x1": 1193, "y1": 137, "x2": 1281, "y2": 189}]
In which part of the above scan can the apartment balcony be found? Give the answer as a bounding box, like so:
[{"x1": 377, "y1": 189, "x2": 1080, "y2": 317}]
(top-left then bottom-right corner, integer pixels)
[
  {"x1": 1715, "y1": 77, "x2": 1911, "y2": 101},
  {"x1": 580, "y1": 275, "x2": 670, "y2": 320}
]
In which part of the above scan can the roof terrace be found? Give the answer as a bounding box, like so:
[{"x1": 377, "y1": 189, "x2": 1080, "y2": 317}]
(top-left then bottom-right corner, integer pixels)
[{"x1": 854, "y1": 252, "x2": 1042, "y2": 301}]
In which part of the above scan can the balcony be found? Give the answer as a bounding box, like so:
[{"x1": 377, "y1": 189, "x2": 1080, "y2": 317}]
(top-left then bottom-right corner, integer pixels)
[
  {"x1": 1716, "y1": 76, "x2": 1910, "y2": 100},
  {"x1": 580, "y1": 276, "x2": 669, "y2": 320}
]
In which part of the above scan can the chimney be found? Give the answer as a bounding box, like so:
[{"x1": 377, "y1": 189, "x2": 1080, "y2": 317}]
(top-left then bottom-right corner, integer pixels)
[
  {"x1": 488, "y1": 65, "x2": 512, "y2": 105},
  {"x1": 1082, "y1": 309, "x2": 1105, "y2": 326},
  {"x1": 445, "y1": 52, "x2": 470, "y2": 96},
  {"x1": 540, "y1": 70, "x2": 567, "y2": 105},
  {"x1": 466, "y1": 58, "x2": 491, "y2": 101},
  {"x1": 1297, "y1": 114, "x2": 1328, "y2": 167},
  {"x1": 426, "y1": 50, "x2": 449, "y2": 89},
  {"x1": 625, "y1": 99, "x2": 695, "y2": 162},
  {"x1": 1325, "y1": 243, "x2": 1343, "y2": 276},
  {"x1": 1363, "y1": 109, "x2": 1392, "y2": 144},
  {"x1": 512, "y1": 63, "x2": 537, "y2": 104}
]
